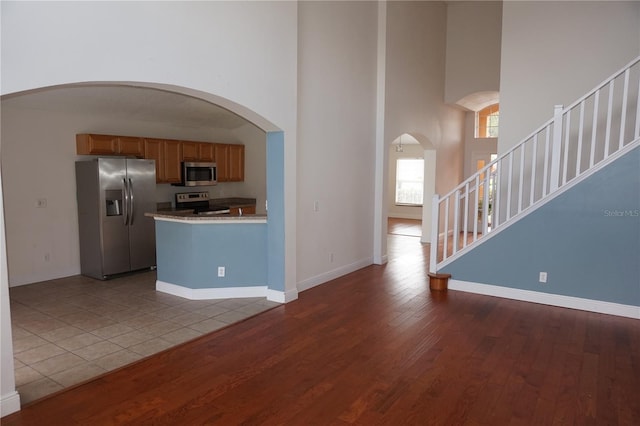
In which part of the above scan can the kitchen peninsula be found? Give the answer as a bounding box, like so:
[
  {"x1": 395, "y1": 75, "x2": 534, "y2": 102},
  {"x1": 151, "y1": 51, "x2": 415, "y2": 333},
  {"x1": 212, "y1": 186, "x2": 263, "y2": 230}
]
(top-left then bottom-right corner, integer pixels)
[{"x1": 146, "y1": 207, "x2": 270, "y2": 301}]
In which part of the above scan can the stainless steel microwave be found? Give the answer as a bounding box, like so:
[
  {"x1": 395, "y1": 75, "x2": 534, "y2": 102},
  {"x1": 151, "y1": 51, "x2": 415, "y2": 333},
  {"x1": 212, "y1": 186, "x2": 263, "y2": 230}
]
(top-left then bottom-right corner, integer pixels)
[{"x1": 180, "y1": 162, "x2": 217, "y2": 186}]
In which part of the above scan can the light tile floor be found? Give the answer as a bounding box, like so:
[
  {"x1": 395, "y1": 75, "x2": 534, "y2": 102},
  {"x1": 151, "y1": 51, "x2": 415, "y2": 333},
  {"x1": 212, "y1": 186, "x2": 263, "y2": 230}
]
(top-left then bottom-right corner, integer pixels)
[{"x1": 9, "y1": 271, "x2": 280, "y2": 405}]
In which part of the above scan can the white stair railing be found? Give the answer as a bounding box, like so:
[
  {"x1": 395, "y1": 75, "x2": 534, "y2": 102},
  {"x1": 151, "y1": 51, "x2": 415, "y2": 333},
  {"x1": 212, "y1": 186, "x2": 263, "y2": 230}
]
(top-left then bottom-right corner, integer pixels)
[{"x1": 430, "y1": 55, "x2": 640, "y2": 273}]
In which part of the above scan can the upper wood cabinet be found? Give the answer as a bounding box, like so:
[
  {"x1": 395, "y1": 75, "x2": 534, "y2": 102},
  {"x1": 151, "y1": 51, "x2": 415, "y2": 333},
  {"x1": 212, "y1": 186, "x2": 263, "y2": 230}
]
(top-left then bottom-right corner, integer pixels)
[
  {"x1": 117, "y1": 136, "x2": 144, "y2": 157},
  {"x1": 143, "y1": 138, "x2": 182, "y2": 184},
  {"x1": 182, "y1": 141, "x2": 199, "y2": 161},
  {"x1": 78, "y1": 133, "x2": 243, "y2": 184},
  {"x1": 228, "y1": 144, "x2": 245, "y2": 182},
  {"x1": 183, "y1": 141, "x2": 215, "y2": 162},
  {"x1": 163, "y1": 140, "x2": 182, "y2": 183},
  {"x1": 76, "y1": 134, "x2": 118, "y2": 155},
  {"x1": 77, "y1": 134, "x2": 145, "y2": 157},
  {"x1": 198, "y1": 143, "x2": 215, "y2": 162},
  {"x1": 214, "y1": 143, "x2": 245, "y2": 182},
  {"x1": 214, "y1": 144, "x2": 229, "y2": 182}
]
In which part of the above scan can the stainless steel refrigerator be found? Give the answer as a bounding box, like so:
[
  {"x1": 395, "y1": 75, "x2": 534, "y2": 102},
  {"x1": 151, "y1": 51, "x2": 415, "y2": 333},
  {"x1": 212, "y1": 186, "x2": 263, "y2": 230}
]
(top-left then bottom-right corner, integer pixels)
[{"x1": 76, "y1": 158, "x2": 157, "y2": 279}]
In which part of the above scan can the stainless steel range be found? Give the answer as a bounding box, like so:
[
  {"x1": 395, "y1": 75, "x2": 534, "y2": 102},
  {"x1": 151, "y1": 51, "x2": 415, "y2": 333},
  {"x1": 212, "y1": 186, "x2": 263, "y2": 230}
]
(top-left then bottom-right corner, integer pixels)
[{"x1": 175, "y1": 192, "x2": 230, "y2": 215}]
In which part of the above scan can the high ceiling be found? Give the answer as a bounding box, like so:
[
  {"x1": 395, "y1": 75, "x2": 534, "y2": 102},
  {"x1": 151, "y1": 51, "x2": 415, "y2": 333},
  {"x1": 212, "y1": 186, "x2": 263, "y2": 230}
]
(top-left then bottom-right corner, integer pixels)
[{"x1": 1, "y1": 85, "x2": 249, "y2": 130}]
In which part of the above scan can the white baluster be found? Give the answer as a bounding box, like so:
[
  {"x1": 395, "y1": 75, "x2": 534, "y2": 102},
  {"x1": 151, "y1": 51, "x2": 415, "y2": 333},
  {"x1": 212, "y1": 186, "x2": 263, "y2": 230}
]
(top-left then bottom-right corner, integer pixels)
[
  {"x1": 530, "y1": 135, "x2": 538, "y2": 206},
  {"x1": 576, "y1": 101, "x2": 585, "y2": 177},
  {"x1": 562, "y1": 110, "x2": 571, "y2": 185},
  {"x1": 604, "y1": 80, "x2": 615, "y2": 159},
  {"x1": 590, "y1": 90, "x2": 600, "y2": 168},
  {"x1": 550, "y1": 105, "x2": 564, "y2": 192},
  {"x1": 619, "y1": 68, "x2": 630, "y2": 150},
  {"x1": 429, "y1": 194, "x2": 439, "y2": 273}
]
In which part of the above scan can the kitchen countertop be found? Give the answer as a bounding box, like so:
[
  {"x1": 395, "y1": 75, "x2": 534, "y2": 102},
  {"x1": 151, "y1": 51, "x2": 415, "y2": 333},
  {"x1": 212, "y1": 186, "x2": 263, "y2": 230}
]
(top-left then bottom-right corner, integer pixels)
[{"x1": 145, "y1": 210, "x2": 267, "y2": 223}]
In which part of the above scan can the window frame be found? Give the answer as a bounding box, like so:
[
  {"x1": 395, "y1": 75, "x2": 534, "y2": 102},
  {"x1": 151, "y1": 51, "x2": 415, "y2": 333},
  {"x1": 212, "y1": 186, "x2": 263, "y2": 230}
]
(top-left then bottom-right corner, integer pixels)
[
  {"x1": 476, "y1": 103, "x2": 499, "y2": 138},
  {"x1": 394, "y1": 157, "x2": 425, "y2": 207}
]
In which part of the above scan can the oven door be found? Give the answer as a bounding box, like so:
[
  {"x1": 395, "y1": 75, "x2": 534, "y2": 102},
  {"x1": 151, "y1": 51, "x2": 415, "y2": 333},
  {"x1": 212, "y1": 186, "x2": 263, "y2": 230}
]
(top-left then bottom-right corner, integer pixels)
[{"x1": 182, "y1": 162, "x2": 217, "y2": 186}]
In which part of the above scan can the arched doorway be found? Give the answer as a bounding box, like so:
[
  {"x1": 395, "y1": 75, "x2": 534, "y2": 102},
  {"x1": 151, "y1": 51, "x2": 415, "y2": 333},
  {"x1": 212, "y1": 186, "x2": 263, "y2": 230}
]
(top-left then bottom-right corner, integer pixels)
[{"x1": 0, "y1": 82, "x2": 288, "y2": 413}]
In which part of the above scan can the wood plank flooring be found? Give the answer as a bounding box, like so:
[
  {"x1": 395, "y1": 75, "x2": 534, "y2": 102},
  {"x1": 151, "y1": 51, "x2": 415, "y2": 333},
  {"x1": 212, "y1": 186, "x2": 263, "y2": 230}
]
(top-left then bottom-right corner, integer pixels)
[{"x1": 4, "y1": 223, "x2": 640, "y2": 425}]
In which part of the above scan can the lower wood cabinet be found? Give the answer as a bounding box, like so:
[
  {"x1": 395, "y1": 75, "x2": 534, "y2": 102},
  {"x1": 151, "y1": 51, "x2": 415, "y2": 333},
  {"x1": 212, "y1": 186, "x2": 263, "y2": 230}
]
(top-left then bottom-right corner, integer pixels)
[{"x1": 229, "y1": 205, "x2": 256, "y2": 216}]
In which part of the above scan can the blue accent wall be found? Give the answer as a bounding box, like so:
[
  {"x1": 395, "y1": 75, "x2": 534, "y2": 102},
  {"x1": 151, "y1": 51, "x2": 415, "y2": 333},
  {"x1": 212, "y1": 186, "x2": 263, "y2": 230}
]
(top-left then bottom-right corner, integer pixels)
[
  {"x1": 441, "y1": 146, "x2": 640, "y2": 306},
  {"x1": 156, "y1": 221, "x2": 267, "y2": 289},
  {"x1": 266, "y1": 131, "x2": 286, "y2": 292}
]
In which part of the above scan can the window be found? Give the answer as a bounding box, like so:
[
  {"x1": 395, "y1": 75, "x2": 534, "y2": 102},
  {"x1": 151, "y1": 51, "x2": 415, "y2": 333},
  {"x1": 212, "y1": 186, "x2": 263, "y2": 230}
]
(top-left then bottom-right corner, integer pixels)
[
  {"x1": 395, "y1": 158, "x2": 424, "y2": 206},
  {"x1": 477, "y1": 103, "x2": 499, "y2": 138}
]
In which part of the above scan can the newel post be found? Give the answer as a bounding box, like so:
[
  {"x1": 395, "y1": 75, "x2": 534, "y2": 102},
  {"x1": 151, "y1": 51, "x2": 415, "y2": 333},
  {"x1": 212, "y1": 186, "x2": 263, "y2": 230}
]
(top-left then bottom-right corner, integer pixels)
[
  {"x1": 550, "y1": 104, "x2": 564, "y2": 192},
  {"x1": 429, "y1": 194, "x2": 439, "y2": 273}
]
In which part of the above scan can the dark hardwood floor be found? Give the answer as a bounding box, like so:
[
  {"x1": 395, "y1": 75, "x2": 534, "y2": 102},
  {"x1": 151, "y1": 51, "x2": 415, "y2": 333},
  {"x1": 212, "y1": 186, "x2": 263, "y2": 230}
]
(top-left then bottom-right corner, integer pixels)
[{"x1": 4, "y1": 221, "x2": 640, "y2": 425}]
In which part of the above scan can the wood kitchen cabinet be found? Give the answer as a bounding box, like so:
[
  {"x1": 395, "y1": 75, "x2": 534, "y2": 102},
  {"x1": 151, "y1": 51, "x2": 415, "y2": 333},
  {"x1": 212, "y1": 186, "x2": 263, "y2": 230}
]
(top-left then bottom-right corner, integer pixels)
[
  {"x1": 78, "y1": 133, "x2": 242, "y2": 185},
  {"x1": 228, "y1": 144, "x2": 245, "y2": 182},
  {"x1": 76, "y1": 134, "x2": 118, "y2": 155},
  {"x1": 182, "y1": 141, "x2": 199, "y2": 161},
  {"x1": 183, "y1": 141, "x2": 215, "y2": 162},
  {"x1": 77, "y1": 134, "x2": 144, "y2": 157},
  {"x1": 229, "y1": 205, "x2": 255, "y2": 216},
  {"x1": 117, "y1": 136, "x2": 144, "y2": 157},
  {"x1": 215, "y1": 143, "x2": 245, "y2": 182},
  {"x1": 214, "y1": 144, "x2": 229, "y2": 181},
  {"x1": 144, "y1": 138, "x2": 182, "y2": 184},
  {"x1": 198, "y1": 143, "x2": 215, "y2": 162}
]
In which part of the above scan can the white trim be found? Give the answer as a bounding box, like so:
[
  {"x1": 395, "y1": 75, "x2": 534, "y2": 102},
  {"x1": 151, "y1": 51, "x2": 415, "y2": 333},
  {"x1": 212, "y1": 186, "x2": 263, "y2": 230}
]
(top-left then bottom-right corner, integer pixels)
[
  {"x1": 156, "y1": 280, "x2": 298, "y2": 304},
  {"x1": 266, "y1": 288, "x2": 298, "y2": 303},
  {"x1": 374, "y1": 254, "x2": 388, "y2": 266},
  {"x1": 297, "y1": 257, "x2": 372, "y2": 292},
  {"x1": 152, "y1": 216, "x2": 267, "y2": 225},
  {"x1": 156, "y1": 280, "x2": 268, "y2": 300},
  {"x1": 449, "y1": 279, "x2": 640, "y2": 319},
  {"x1": 1, "y1": 391, "x2": 21, "y2": 417}
]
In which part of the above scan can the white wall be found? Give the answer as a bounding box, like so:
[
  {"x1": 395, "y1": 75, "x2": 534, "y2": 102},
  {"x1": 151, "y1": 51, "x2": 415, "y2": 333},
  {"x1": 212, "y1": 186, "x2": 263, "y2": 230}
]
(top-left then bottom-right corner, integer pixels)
[
  {"x1": 384, "y1": 1, "x2": 465, "y2": 198},
  {"x1": 296, "y1": 1, "x2": 378, "y2": 290},
  {"x1": 500, "y1": 1, "x2": 640, "y2": 153},
  {"x1": 0, "y1": 105, "x2": 266, "y2": 287},
  {"x1": 445, "y1": 1, "x2": 502, "y2": 105}
]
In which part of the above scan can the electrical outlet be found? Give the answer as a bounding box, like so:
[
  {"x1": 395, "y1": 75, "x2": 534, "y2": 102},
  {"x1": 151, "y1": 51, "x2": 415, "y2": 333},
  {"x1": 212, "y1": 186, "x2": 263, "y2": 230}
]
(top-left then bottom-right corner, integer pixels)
[
  {"x1": 330, "y1": 252, "x2": 334, "y2": 263},
  {"x1": 217, "y1": 266, "x2": 225, "y2": 277},
  {"x1": 44, "y1": 253, "x2": 50, "y2": 262},
  {"x1": 539, "y1": 272, "x2": 547, "y2": 283},
  {"x1": 314, "y1": 201, "x2": 320, "y2": 212},
  {"x1": 36, "y1": 198, "x2": 47, "y2": 208}
]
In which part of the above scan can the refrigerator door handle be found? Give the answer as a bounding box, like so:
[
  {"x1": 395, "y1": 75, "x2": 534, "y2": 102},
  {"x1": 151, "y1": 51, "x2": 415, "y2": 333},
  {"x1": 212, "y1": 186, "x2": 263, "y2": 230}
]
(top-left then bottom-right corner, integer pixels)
[
  {"x1": 122, "y1": 178, "x2": 129, "y2": 225},
  {"x1": 129, "y1": 178, "x2": 135, "y2": 225}
]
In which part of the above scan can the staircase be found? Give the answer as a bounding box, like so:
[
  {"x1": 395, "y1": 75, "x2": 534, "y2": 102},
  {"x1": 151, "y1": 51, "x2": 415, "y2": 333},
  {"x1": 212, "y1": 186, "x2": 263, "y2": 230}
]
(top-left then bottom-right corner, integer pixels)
[{"x1": 430, "y1": 56, "x2": 640, "y2": 273}]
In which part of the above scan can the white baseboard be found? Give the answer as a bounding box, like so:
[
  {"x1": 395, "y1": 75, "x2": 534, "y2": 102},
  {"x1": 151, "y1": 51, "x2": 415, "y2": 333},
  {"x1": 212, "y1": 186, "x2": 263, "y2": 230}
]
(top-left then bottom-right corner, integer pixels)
[
  {"x1": 1, "y1": 391, "x2": 21, "y2": 417},
  {"x1": 156, "y1": 280, "x2": 267, "y2": 300},
  {"x1": 297, "y1": 257, "x2": 372, "y2": 293},
  {"x1": 373, "y1": 254, "x2": 388, "y2": 265},
  {"x1": 156, "y1": 280, "x2": 297, "y2": 304},
  {"x1": 388, "y1": 213, "x2": 422, "y2": 220},
  {"x1": 267, "y1": 288, "x2": 298, "y2": 303},
  {"x1": 449, "y1": 279, "x2": 640, "y2": 319}
]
